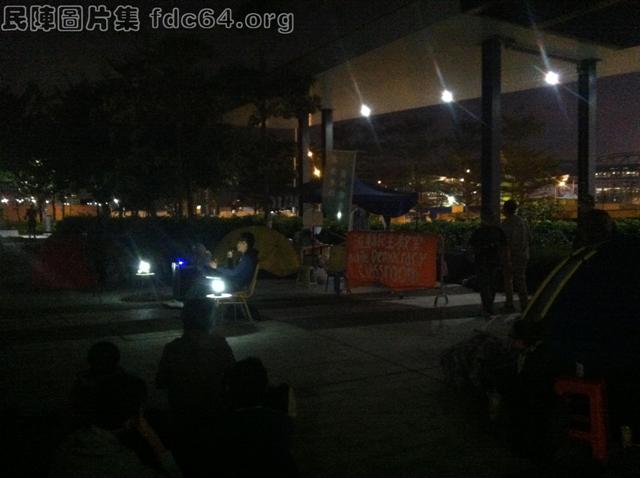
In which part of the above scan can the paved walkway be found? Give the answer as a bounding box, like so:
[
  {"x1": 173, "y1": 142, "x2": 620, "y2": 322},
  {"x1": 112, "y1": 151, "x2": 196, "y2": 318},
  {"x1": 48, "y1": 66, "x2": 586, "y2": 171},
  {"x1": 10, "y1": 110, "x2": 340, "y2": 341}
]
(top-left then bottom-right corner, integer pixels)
[{"x1": 2, "y1": 280, "x2": 534, "y2": 478}]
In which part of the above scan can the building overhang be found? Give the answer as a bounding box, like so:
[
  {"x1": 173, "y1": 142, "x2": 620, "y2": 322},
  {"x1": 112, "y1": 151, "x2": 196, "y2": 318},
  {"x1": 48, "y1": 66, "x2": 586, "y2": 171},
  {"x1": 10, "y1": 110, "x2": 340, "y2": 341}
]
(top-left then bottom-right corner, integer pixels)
[{"x1": 224, "y1": 1, "x2": 640, "y2": 128}]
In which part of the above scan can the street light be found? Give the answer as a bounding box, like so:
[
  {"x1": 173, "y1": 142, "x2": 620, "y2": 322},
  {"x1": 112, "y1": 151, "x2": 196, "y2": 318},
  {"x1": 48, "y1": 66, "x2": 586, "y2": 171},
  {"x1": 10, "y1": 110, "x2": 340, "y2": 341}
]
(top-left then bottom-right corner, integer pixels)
[
  {"x1": 545, "y1": 71, "x2": 560, "y2": 85},
  {"x1": 360, "y1": 104, "x2": 371, "y2": 117},
  {"x1": 441, "y1": 90, "x2": 454, "y2": 103}
]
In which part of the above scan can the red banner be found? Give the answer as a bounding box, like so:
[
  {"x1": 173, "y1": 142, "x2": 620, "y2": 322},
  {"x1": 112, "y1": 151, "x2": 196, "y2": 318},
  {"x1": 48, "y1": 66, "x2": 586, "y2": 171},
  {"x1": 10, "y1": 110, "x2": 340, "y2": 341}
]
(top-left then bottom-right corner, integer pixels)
[{"x1": 346, "y1": 231, "x2": 439, "y2": 291}]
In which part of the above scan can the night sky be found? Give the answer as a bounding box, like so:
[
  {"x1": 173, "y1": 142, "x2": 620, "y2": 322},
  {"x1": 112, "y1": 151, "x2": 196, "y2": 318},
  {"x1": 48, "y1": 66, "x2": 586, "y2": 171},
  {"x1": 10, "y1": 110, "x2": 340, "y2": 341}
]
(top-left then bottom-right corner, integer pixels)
[{"x1": 1, "y1": 0, "x2": 639, "y2": 163}]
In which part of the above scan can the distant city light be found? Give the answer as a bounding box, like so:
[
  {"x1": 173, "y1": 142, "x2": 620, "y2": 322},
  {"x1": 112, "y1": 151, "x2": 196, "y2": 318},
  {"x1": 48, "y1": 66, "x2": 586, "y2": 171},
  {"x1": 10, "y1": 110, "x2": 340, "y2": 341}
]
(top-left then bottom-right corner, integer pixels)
[
  {"x1": 337, "y1": 211, "x2": 343, "y2": 220},
  {"x1": 465, "y1": 169, "x2": 471, "y2": 174},
  {"x1": 1, "y1": 197, "x2": 8, "y2": 204},
  {"x1": 313, "y1": 167, "x2": 321, "y2": 178},
  {"x1": 441, "y1": 90, "x2": 454, "y2": 103},
  {"x1": 445, "y1": 195, "x2": 457, "y2": 207},
  {"x1": 360, "y1": 104, "x2": 371, "y2": 117},
  {"x1": 307, "y1": 150, "x2": 313, "y2": 158},
  {"x1": 377, "y1": 180, "x2": 382, "y2": 185},
  {"x1": 113, "y1": 198, "x2": 120, "y2": 205},
  {"x1": 557, "y1": 174, "x2": 570, "y2": 187},
  {"x1": 545, "y1": 71, "x2": 560, "y2": 85}
]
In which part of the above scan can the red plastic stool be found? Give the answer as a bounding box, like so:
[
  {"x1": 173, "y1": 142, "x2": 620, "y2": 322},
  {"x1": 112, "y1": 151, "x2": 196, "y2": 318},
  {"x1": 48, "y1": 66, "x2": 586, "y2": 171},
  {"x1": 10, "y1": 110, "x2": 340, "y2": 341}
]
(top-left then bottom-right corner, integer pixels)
[{"x1": 554, "y1": 377, "x2": 608, "y2": 461}]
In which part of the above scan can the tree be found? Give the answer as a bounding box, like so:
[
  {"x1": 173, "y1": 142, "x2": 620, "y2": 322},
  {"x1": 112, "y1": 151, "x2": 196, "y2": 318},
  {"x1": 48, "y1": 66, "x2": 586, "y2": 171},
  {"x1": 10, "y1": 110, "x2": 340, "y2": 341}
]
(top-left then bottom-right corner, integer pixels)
[
  {"x1": 441, "y1": 120, "x2": 482, "y2": 207},
  {"x1": 110, "y1": 34, "x2": 230, "y2": 217},
  {"x1": 502, "y1": 146, "x2": 559, "y2": 204},
  {"x1": 502, "y1": 115, "x2": 560, "y2": 204},
  {"x1": 0, "y1": 84, "x2": 62, "y2": 217},
  {"x1": 441, "y1": 114, "x2": 560, "y2": 206},
  {"x1": 217, "y1": 66, "x2": 319, "y2": 216},
  {"x1": 53, "y1": 80, "x2": 129, "y2": 215},
  {"x1": 226, "y1": 128, "x2": 295, "y2": 213}
]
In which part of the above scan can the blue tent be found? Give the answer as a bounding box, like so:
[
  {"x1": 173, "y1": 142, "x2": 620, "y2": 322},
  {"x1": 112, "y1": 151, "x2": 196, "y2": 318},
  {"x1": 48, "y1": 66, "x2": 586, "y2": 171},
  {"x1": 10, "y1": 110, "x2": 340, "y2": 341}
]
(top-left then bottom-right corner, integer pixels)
[{"x1": 302, "y1": 179, "x2": 418, "y2": 217}]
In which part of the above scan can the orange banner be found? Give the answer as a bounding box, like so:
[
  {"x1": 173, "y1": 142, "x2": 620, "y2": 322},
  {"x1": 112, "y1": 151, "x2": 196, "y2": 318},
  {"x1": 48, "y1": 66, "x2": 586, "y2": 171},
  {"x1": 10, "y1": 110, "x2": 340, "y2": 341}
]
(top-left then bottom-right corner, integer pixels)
[{"x1": 346, "y1": 231, "x2": 439, "y2": 291}]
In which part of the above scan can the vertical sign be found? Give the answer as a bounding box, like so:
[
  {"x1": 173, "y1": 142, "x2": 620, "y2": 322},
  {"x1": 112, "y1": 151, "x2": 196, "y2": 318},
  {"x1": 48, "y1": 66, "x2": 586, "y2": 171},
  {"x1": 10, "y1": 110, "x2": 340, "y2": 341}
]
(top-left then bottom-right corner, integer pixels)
[{"x1": 322, "y1": 150, "x2": 356, "y2": 224}]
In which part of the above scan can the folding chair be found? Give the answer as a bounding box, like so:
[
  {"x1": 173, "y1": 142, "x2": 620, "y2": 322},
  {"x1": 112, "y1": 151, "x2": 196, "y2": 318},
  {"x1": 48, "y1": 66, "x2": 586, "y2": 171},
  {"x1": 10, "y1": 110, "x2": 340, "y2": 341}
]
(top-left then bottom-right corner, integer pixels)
[
  {"x1": 217, "y1": 264, "x2": 260, "y2": 323},
  {"x1": 324, "y1": 243, "x2": 348, "y2": 295}
]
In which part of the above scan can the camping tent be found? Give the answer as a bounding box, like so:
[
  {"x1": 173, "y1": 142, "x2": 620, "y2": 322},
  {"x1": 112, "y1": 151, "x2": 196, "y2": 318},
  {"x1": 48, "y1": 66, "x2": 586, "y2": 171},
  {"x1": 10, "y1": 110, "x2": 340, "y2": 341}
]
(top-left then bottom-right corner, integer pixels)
[{"x1": 302, "y1": 179, "x2": 418, "y2": 217}]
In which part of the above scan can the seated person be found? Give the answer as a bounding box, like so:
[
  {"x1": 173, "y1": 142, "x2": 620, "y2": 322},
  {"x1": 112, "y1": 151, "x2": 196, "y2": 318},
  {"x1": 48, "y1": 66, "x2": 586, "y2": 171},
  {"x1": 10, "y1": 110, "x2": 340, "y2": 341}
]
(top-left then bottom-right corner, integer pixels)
[
  {"x1": 207, "y1": 232, "x2": 258, "y2": 293},
  {"x1": 70, "y1": 342, "x2": 126, "y2": 423},
  {"x1": 220, "y1": 357, "x2": 298, "y2": 478},
  {"x1": 52, "y1": 370, "x2": 181, "y2": 478},
  {"x1": 192, "y1": 243, "x2": 213, "y2": 269}
]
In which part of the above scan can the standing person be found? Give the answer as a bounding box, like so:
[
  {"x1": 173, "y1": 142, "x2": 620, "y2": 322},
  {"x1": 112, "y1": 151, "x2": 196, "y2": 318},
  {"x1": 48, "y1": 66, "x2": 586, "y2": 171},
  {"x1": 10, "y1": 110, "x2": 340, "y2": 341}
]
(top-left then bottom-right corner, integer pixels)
[
  {"x1": 501, "y1": 200, "x2": 532, "y2": 312},
  {"x1": 156, "y1": 299, "x2": 236, "y2": 477},
  {"x1": 469, "y1": 215, "x2": 507, "y2": 318},
  {"x1": 25, "y1": 205, "x2": 37, "y2": 239},
  {"x1": 351, "y1": 205, "x2": 370, "y2": 231}
]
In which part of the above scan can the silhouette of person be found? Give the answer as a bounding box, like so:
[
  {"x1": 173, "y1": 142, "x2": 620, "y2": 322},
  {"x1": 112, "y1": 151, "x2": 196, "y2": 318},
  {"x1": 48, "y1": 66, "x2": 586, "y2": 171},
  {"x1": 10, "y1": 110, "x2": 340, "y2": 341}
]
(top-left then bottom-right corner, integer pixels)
[
  {"x1": 469, "y1": 214, "x2": 507, "y2": 318},
  {"x1": 53, "y1": 359, "x2": 181, "y2": 477},
  {"x1": 156, "y1": 299, "x2": 235, "y2": 476},
  {"x1": 501, "y1": 200, "x2": 532, "y2": 312},
  {"x1": 25, "y1": 205, "x2": 37, "y2": 239},
  {"x1": 221, "y1": 357, "x2": 298, "y2": 478}
]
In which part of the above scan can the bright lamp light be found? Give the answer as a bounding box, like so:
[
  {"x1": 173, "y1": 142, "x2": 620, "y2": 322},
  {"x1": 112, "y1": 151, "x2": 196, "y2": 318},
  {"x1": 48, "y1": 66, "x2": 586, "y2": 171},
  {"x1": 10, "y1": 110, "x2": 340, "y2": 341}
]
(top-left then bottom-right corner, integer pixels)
[
  {"x1": 137, "y1": 260, "x2": 151, "y2": 275},
  {"x1": 441, "y1": 90, "x2": 454, "y2": 103},
  {"x1": 210, "y1": 277, "x2": 226, "y2": 295},
  {"x1": 545, "y1": 71, "x2": 560, "y2": 85},
  {"x1": 360, "y1": 104, "x2": 371, "y2": 117}
]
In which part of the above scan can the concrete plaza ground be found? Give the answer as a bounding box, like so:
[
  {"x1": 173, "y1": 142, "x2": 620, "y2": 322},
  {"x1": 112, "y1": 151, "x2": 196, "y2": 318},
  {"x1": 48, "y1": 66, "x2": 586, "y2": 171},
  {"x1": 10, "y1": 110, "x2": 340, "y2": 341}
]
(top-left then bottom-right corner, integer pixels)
[{"x1": 1, "y1": 277, "x2": 556, "y2": 478}]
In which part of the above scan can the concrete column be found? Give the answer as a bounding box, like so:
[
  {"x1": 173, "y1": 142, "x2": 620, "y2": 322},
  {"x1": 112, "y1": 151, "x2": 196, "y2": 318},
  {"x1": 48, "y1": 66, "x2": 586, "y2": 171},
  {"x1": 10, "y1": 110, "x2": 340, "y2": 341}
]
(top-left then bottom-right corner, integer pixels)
[
  {"x1": 577, "y1": 59, "x2": 597, "y2": 217},
  {"x1": 480, "y1": 37, "x2": 502, "y2": 225},
  {"x1": 321, "y1": 108, "x2": 333, "y2": 173}
]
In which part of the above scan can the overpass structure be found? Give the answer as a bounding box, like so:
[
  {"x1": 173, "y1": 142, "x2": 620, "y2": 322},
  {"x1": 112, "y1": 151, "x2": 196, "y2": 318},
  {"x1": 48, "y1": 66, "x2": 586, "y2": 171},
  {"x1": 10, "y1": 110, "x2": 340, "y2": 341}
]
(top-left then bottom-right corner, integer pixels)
[{"x1": 225, "y1": 0, "x2": 640, "y2": 222}]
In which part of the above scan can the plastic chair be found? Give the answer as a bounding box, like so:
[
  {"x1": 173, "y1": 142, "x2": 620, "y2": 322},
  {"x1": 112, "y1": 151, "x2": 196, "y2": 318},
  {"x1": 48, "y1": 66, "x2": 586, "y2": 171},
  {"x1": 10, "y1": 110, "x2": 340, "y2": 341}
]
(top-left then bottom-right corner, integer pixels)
[
  {"x1": 217, "y1": 265, "x2": 260, "y2": 322},
  {"x1": 554, "y1": 376, "x2": 608, "y2": 461},
  {"x1": 324, "y1": 244, "x2": 348, "y2": 295}
]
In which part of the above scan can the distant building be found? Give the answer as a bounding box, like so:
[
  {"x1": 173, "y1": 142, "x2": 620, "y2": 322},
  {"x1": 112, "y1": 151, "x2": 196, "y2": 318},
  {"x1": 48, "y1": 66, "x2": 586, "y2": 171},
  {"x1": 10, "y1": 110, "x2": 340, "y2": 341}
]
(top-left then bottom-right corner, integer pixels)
[{"x1": 595, "y1": 152, "x2": 640, "y2": 205}]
